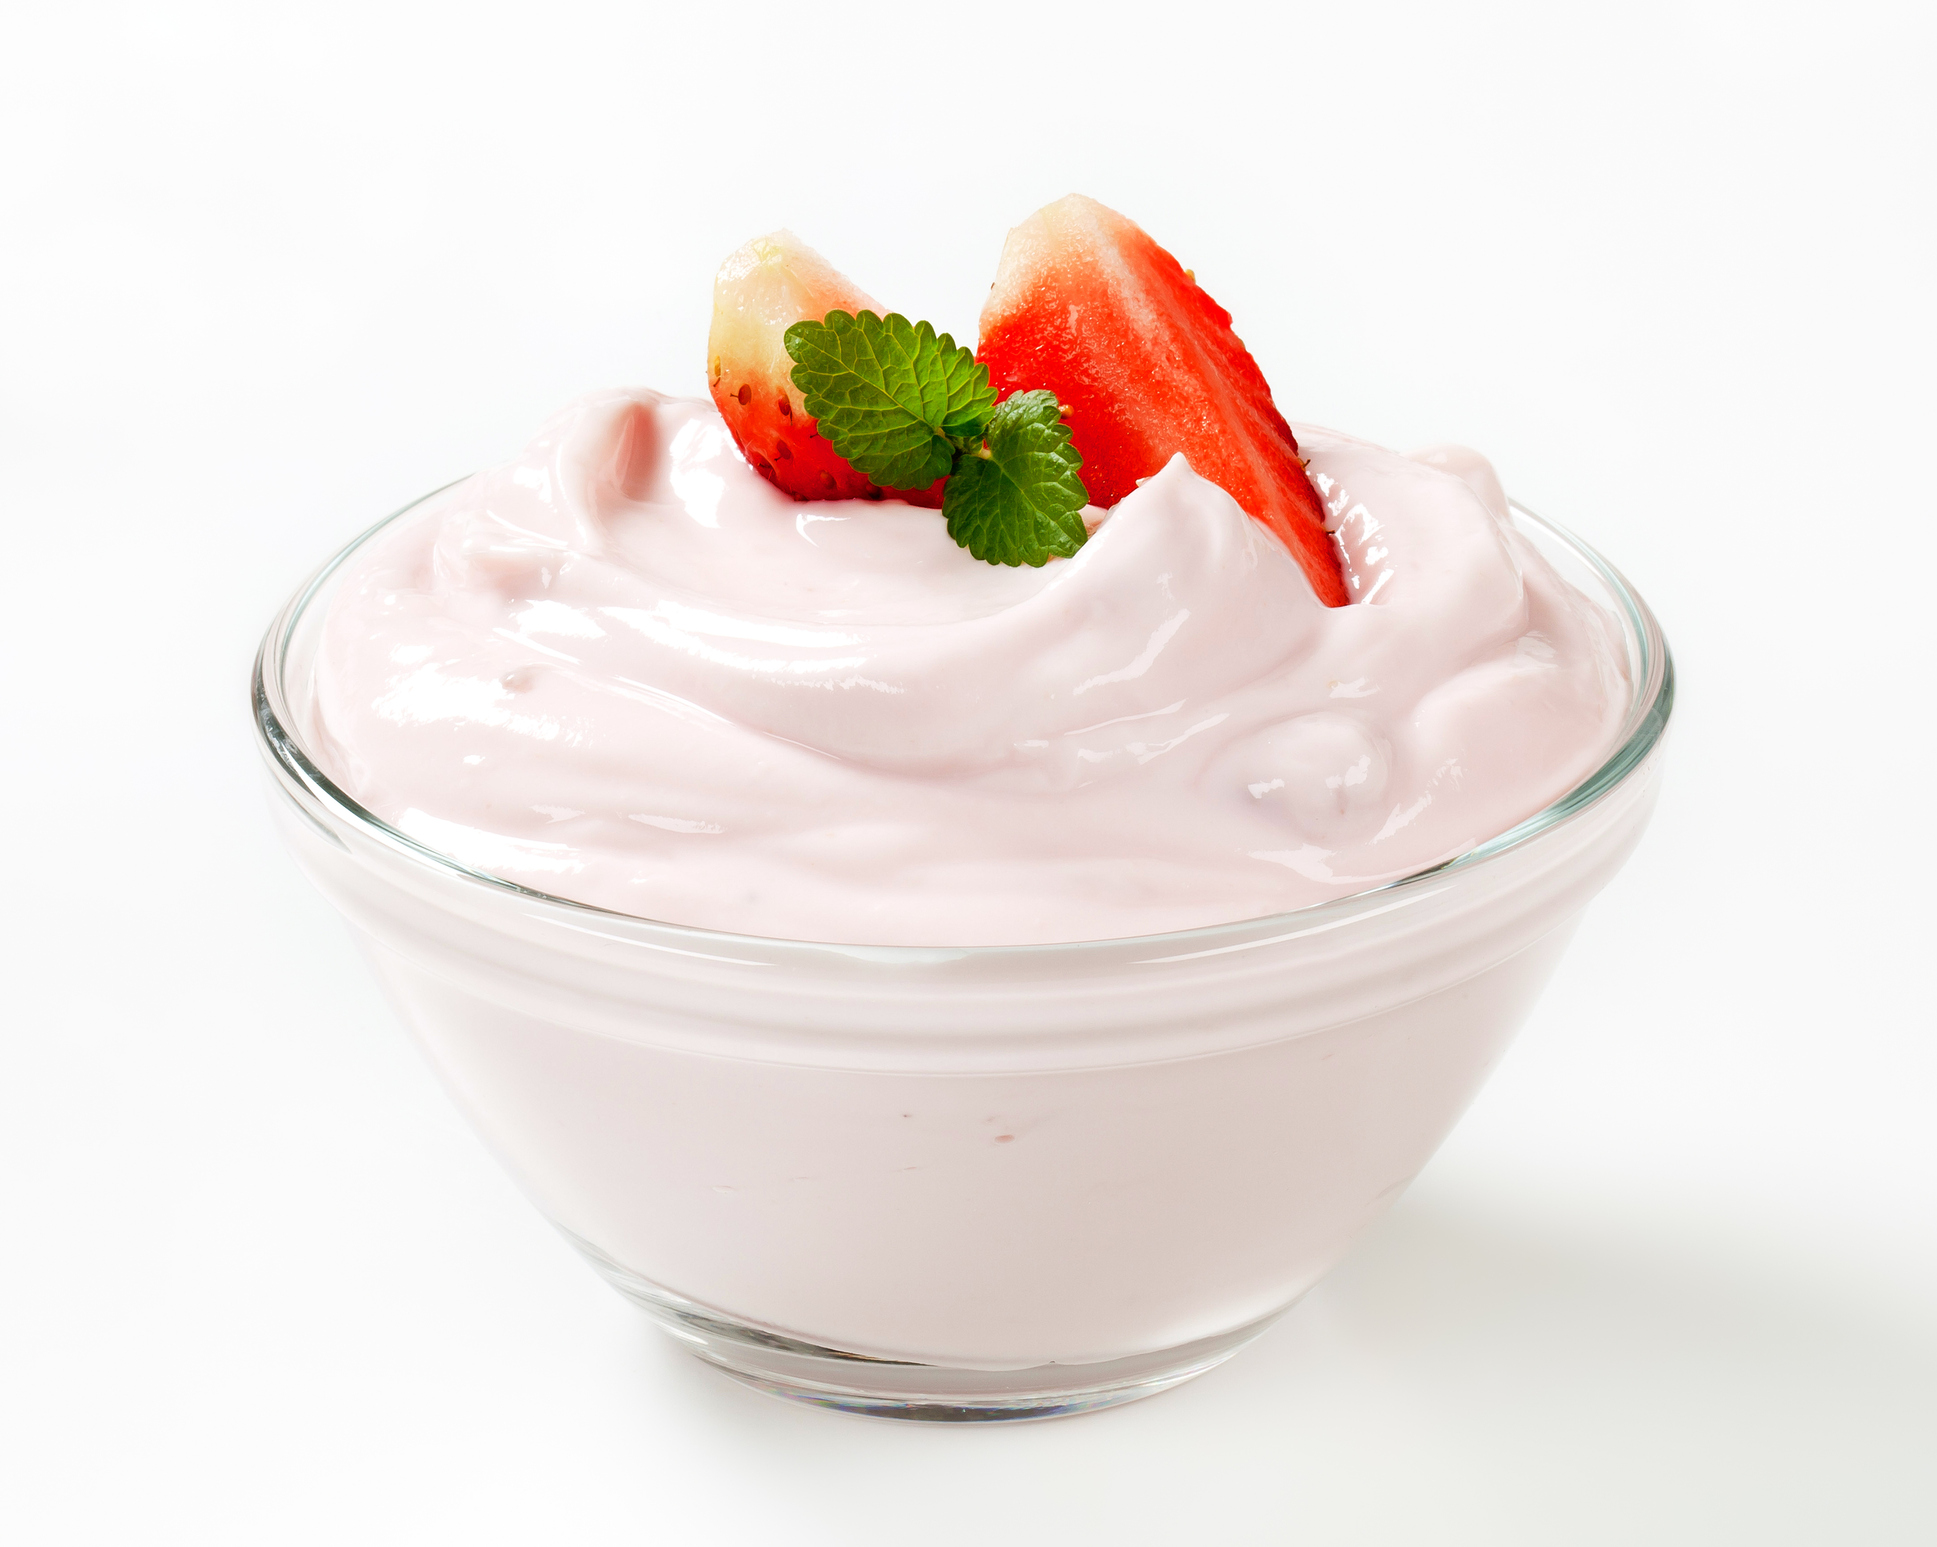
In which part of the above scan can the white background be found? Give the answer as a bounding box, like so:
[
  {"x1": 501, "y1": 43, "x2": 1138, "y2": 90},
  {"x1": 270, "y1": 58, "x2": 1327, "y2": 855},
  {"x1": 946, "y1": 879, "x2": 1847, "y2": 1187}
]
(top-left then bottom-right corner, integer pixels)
[{"x1": 4, "y1": 1, "x2": 1933, "y2": 1541}]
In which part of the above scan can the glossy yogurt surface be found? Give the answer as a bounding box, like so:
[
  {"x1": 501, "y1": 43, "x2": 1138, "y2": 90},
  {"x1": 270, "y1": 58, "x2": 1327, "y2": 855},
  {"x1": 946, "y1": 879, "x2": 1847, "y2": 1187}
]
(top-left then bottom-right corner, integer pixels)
[{"x1": 308, "y1": 390, "x2": 1628, "y2": 945}]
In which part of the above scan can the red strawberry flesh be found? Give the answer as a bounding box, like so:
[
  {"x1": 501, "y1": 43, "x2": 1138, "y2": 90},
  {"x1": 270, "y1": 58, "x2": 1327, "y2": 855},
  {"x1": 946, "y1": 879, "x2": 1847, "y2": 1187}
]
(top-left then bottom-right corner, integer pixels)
[
  {"x1": 976, "y1": 196, "x2": 1348, "y2": 605},
  {"x1": 708, "y1": 232, "x2": 943, "y2": 507}
]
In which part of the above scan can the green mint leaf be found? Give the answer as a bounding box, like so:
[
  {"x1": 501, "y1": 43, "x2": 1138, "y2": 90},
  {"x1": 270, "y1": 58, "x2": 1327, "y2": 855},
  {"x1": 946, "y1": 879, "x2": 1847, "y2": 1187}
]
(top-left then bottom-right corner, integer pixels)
[
  {"x1": 942, "y1": 391, "x2": 1090, "y2": 567},
  {"x1": 784, "y1": 310, "x2": 997, "y2": 490}
]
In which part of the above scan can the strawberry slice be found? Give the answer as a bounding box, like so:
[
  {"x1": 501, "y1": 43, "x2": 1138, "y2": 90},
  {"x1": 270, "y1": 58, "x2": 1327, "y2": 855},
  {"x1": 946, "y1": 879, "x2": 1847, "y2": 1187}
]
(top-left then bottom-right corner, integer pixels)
[
  {"x1": 977, "y1": 196, "x2": 1348, "y2": 605},
  {"x1": 708, "y1": 232, "x2": 943, "y2": 507}
]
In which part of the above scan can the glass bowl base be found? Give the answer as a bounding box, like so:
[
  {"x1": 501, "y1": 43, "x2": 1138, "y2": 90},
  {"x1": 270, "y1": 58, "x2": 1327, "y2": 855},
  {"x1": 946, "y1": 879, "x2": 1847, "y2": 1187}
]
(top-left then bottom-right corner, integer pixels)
[
  {"x1": 567, "y1": 1229, "x2": 1284, "y2": 1422},
  {"x1": 696, "y1": 1332, "x2": 1260, "y2": 1422}
]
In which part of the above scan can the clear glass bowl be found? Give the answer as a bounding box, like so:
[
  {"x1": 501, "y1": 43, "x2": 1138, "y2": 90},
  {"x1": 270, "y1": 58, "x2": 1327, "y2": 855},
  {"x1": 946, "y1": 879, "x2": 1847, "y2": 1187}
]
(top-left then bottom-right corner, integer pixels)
[{"x1": 253, "y1": 489, "x2": 1672, "y2": 1422}]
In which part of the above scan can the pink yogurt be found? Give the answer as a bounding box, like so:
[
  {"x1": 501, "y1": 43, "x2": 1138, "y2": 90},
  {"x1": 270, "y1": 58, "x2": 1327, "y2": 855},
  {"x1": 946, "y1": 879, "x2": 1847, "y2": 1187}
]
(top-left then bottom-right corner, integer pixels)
[{"x1": 307, "y1": 390, "x2": 1628, "y2": 946}]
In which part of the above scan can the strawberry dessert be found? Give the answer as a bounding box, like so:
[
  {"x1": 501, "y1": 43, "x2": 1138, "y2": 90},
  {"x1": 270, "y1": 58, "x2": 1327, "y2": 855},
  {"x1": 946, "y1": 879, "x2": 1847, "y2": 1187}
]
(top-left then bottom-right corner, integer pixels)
[
  {"x1": 265, "y1": 195, "x2": 1666, "y2": 1418},
  {"x1": 303, "y1": 196, "x2": 1629, "y2": 946}
]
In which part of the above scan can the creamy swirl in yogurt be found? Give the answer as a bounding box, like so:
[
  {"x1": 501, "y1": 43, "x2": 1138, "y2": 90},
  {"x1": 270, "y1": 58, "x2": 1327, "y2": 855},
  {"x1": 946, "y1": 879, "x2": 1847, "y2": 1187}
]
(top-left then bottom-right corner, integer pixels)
[{"x1": 308, "y1": 390, "x2": 1628, "y2": 945}]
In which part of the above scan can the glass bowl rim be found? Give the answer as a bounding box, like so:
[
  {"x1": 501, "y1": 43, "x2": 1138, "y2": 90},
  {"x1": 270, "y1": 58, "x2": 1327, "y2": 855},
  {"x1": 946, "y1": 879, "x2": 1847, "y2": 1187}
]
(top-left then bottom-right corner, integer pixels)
[{"x1": 252, "y1": 480, "x2": 1674, "y2": 963}]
